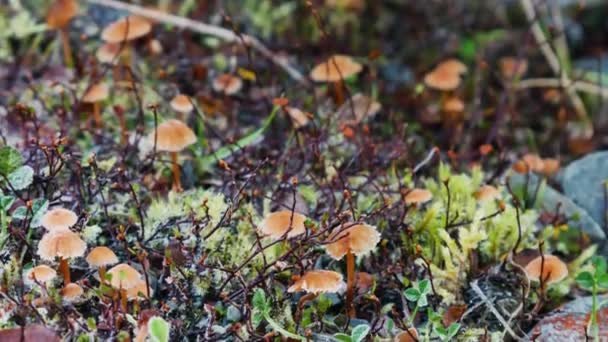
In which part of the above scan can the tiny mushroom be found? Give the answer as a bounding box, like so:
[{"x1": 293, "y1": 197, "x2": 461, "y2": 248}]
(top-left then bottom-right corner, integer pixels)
[
  {"x1": 310, "y1": 54, "x2": 362, "y2": 105},
  {"x1": 257, "y1": 210, "x2": 308, "y2": 240},
  {"x1": 86, "y1": 246, "x2": 119, "y2": 285},
  {"x1": 404, "y1": 188, "x2": 433, "y2": 206},
  {"x1": 212, "y1": 74, "x2": 243, "y2": 95},
  {"x1": 474, "y1": 185, "x2": 500, "y2": 202},
  {"x1": 424, "y1": 59, "x2": 467, "y2": 92},
  {"x1": 394, "y1": 328, "x2": 420, "y2": 342},
  {"x1": 170, "y1": 94, "x2": 194, "y2": 119},
  {"x1": 524, "y1": 255, "x2": 569, "y2": 286},
  {"x1": 325, "y1": 223, "x2": 380, "y2": 317},
  {"x1": 27, "y1": 265, "x2": 57, "y2": 285},
  {"x1": 82, "y1": 83, "x2": 109, "y2": 129},
  {"x1": 61, "y1": 282, "x2": 84, "y2": 302},
  {"x1": 540, "y1": 158, "x2": 560, "y2": 177},
  {"x1": 41, "y1": 207, "x2": 78, "y2": 232},
  {"x1": 46, "y1": 0, "x2": 79, "y2": 67},
  {"x1": 337, "y1": 93, "x2": 382, "y2": 124},
  {"x1": 37, "y1": 230, "x2": 87, "y2": 284},
  {"x1": 521, "y1": 153, "x2": 545, "y2": 173},
  {"x1": 107, "y1": 263, "x2": 143, "y2": 312},
  {"x1": 288, "y1": 270, "x2": 346, "y2": 294},
  {"x1": 148, "y1": 119, "x2": 197, "y2": 192},
  {"x1": 126, "y1": 279, "x2": 153, "y2": 301},
  {"x1": 499, "y1": 56, "x2": 528, "y2": 80},
  {"x1": 101, "y1": 15, "x2": 152, "y2": 71},
  {"x1": 285, "y1": 107, "x2": 311, "y2": 129}
]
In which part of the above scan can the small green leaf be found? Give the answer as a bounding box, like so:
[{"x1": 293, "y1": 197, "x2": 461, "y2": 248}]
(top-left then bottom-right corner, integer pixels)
[
  {"x1": 0, "y1": 195, "x2": 15, "y2": 210},
  {"x1": 447, "y1": 323, "x2": 461, "y2": 338},
  {"x1": 592, "y1": 256, "x2": 607, "y2": 275},
  {"x1": 351, "y1": 324, "x2": 370, "y2": 342},
  {"x1": 12, "y1": 198, "x2": 48, "y2": 227},
  {"x1": 148, "y1": 316, "x2": 171, "y2": 342},
  {"x1": 0, "y1": 146, "x2": 22, "y2": 175},
  {"x1": 576, "y1": 272, "x2": 595, "y2": 289},
  {"x1": 252, "y1": 288, "x2": 268, "y2": 311},
  {"x1": 597, "y1": 274, "x2": 608, "y2": 289},
  {"x1": 333, "y1": 333, "x2": 352, "y2": 342},
  {"x1": 252, "y1": 311, "x2": 264, "y2": 328},
  {"x1": 7, "y1": 165, "x2": 34, "y2": 190},
  {"x1": 418, "y1": 294, "x2": 428, "y2": 307},
  {"x1": 404, "y1": 288, "x2": 420, "y2": 302},
  {"x1": 418, "y1": 279, "x2": 431, "y2": 295},
  {"x1": 433, "y1": 326, "x2": 448, "y2": 340}
]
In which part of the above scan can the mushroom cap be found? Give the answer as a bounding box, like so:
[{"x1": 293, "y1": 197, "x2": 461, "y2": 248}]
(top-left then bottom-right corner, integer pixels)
[
  {"x1": 41, "y1": 208, "x2": 78, "y2": 231},
  {"x1": 436, "y1": 59, "x2": 468, "y2": 75},
  {"x1": 96, "y1": 43, "x2": 122, "y2": 65},
  {"x1": 424, "y1": 67, "x2": 461, "y2": 91},
  {"x1": 287, "y1": 270, "x2": 346, "y2": 294},
  {"x1": 337, "y1": 93, "x2": 382, "y2": 124},
  {"x1": 149, "y1": 119, "x2": 197, "y2": 152},
  {"x1": 474, "y1": 185, "x2": 500, "y2": 202},
  {"x1": 170, "y1": 94, "x2": 194, "y2": 114},
  {"x1": 524, "y1": 254, "x2": 569, "y2": 284},
  {"x1": 499, "y1": 57, "x2": 528, "y2": 79},
  {"x1": 310, "y1": 55, "x2": 363, "y2": 82},
  {"x1": 285, "y1": 107, "x2": 311, "y2": 129},
  {"x1": 82, "y1": 83, "x2": 109, "y2": 103},
  {"x1": 212, "y1": 74, "x2": 243, "y2": 95},
  {"x1": 126, "y1": 280, "x2": 153, "y2": 301},
  {"x1": 257, "y1": 210, "x2": 308, "y2": 239},
  {"x1": 404, "y1": 188, "x2": 433, "y2": 205},
  {"x1": 28, "y1": 265, "x2": 57, "y2": 284},
  {"x1": 107, "y1": 263, "x2": 142, "y2": 289},
  {"x1": 37, "y1": 230, "x2": 87, "y2": 261},
  {"x1": 443, "y1": 97, "x2": 464, "y2": 112},
  {"x1": 102, "y1": 16, "x2": 152, "y2": 43},
  {"x1": 521, "y1": 154, "x2": 545, "y2": 172},
  {"x1": 394, "y1": 328, "x2": 419, "y2": 342},
  {"x1": 61, "y1": 283, "x2": 83, "y2": 301},
  {"x1": 541, "y1": 158, "x2": 560, "y2": 176},
  {"x1": 46, "y1": 0, "x2": 78, "y2": 29},
  {"x1": 86, "y1": 246, "x2": 119, "y2": 268},
  {"x1": 325, "y1": 223, "x2": 381, "y2": 260}
]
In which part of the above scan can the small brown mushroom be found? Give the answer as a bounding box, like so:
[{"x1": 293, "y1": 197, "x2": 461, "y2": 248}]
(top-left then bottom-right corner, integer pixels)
[
  {"x1": 27, "y1": 265, "x2": 57, "y2": 285},
  {"x1": 212, "y1": 74, "x2": 243, "y2": 96},
  {"x1": 46, "y1": 0, "x2": 78, "y2": 67},
  {"x1": 41, "y1": 208, "x2": 78, "y2": 232},
  {"x1": 474, "y1": 185, "x2": 500, "y2": 202},
  {"x1": 288, "y1": 270, "x2": 346, "y2": 294},
  {"x1": 147, "y1": 119, "x2": 197, "y2": 192},
  {"x1": 257, "y1": 210, "x2": 308, "y2": 240},
  {"x1": 107, "y1": 263, "x2": 143, "y2": 312},
  {"x1": 170, "y1": 94, "x2": 194, "y2": 120},
  {"x1": 86, "y1": 246, "x2": 119, "y2": 286},
  {"x1": 37, "y1": 230, "x2": 87, "y2": 284},
  {"x1": 404, "y1": 188, "x2": 433, "y2": 205},
  {"x1": 61, "y1": 282, "x2": 84, "y2": 302},
  {"x1": 82, "y1": 83, "x2": 109, "y2": 129},
  {"x1": 524, "y1": 254, "x2": 568, "y2": 286},
  {"x1": 325, "y1": 223, "x2": 380, "y2": 317},
  {"x1": 310, "y1": 55, "x2": 362, "y2": 105}
]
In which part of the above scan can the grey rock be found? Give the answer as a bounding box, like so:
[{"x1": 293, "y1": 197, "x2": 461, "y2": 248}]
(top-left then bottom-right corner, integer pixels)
[{"x1": 561, "y1": 151, "x2": 608, "y2": 237}]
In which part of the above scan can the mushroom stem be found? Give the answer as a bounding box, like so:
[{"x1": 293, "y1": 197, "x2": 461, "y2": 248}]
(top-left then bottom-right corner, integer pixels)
[
  {"x1": 332, "y1": 81, "x2": 345, "y2": 106},
  {"x1": 59, "y1": 257, "x2": 70, "y2": 284},
  {"x1": 296, "y1": 293, "x2": 318, "y2": 322},
  {"x1": 170, "y1": 151, "x2": 182, "y2": 192},
  {"x1": 60, "y1": 28, "x2": 73, "y2": 68},
  {"x1": 98, "y1": 266, "x2": 107, "y2": 285},
  {"x1": 346, "y1": 251, "x2": 356, "y2": 318},
  {"x1": 120, "y1": 288, "x2": 128, "y2": 312},
  {"x1": 93, "y1": 102, "x2": 103, "y2": 128}
]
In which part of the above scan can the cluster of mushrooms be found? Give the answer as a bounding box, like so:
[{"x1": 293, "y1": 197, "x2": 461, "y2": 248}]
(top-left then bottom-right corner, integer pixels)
[{"x1": 29, "y1": 208, "x2": 151, "y2": 312}]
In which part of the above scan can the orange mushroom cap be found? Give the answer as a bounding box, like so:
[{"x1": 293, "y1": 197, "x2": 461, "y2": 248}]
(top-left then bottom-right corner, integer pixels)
[
  {"x1": 212, "y1": 74, "x2": 243, "y2": 95},
  {"x1": 436, "y1": 59, "x2": 468, "y2": 75},
  {"x1": 61, "y1": 283, "x2": 84, "y2": 301},
  {"x1": 499, "y1": 57, "x2": 528, "y2": 79},
  {"x1": 41, "y1": 208, "x2": 78, "y2": 231},
  {"x1": 257, "y1": 210, "x2": 308, "y2": 239},
  {"x1": 524, "y1": 254, "x2": 569, "y2": 284},
  {"x1": 310, "y1": 55, "x2": 363, "y2": 82},
  {"x1": 170, "y1": 94, "x2": 194, "y2": 114},
  {"x1": 424, "y1": 67, "x2": 461, "y2": 91},
  {"x1": 394, "y1": 328, "x2": 419, "y2": 342},
  {"x1": 287, "y1": 270, "x2": 346, "y2": 294},
  {"x1": 86, "y1": 246, "x2": 119, "y2": 268},
  {"x1": 37, "y1": 230, "x2": 87, "y2": 261},
  {"x1": 27, "y1": 265, "x2": 57, "y2": 284},
  {"x1": 404, "y1": 188, "x2": 433, "y2": 205},
  {"x1": 82, "y1": 83, "x2": 109, "y2": 103},
  {"x1": 101, "y1": 16, "x2": 152, "y2": 43},
  {"x1": 540, "y1": 158, "x2": 560, "y2": 176},
  {"x1": 149, "y1": 119, "x2": 197, "y2": 152},
  {"x1": 474, "y1": 185, "x2": 500, "y2": 202},
  {"x1": 126, "y1": 280, "x2": 153, "y2": 301},
  {"x1": 325, "y1": 223, "x2": 381, "y2": 260},
  {"x1": 107, "y1": 263, "x2": 143, "y2": 289},
  {"x1": 521, "y1": 153, "x2": 545, "y2": 173},
  {"x1": 46, "y1": 0, "x2": 78, "y2": 29},
  {"x1": 285, "y1": 107, "x2": 311, "y2": 129}
]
